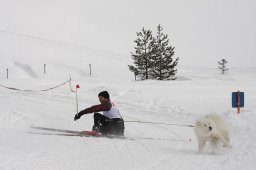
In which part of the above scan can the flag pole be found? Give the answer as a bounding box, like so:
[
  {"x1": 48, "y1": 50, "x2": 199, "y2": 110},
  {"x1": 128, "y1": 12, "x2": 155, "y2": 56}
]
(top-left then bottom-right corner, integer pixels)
[{"x1": 75, "y1": 84, "x2": 80, "y2": 114}]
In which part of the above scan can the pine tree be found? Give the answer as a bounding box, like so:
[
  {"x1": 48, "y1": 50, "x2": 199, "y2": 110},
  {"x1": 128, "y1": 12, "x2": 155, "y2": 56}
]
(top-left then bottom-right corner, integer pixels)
[
  {"x1": 128, "y1": 28, "x2": 154, "y2": 80},
  {"x1": 151, "y1": 25, "x2": 179, "y2": 80},
  {"x1": 218, "y1": 59, "x2": 229, "y2": 74}
]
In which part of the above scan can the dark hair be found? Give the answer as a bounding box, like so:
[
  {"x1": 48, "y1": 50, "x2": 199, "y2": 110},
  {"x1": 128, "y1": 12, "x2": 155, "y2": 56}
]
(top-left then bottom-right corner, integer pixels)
[{"x1": 98, "y1": 91, "x2": 110, "y2": 99}]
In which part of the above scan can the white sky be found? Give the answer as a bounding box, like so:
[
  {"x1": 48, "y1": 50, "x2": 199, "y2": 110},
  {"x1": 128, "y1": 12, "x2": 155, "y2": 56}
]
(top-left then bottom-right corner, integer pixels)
[{"x1": 0, "y1": 0, "x2": 256, "y2": 67}]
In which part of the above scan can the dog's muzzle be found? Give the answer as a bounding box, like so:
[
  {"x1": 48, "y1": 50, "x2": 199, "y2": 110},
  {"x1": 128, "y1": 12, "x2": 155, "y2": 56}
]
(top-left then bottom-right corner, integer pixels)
[{"x1": 208, "y1": 126, "x2": 212, "y2": 131}]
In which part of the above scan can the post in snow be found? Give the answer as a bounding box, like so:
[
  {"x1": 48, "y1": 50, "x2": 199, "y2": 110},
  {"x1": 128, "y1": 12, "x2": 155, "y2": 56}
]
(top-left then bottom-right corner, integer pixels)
[
  {"x1": 44, "y1": 64, "x2": 46, "y2": 74},
  {"x1": 89, "y1": 64, "x2": 92, "y2": 76},
  {"x1": 75, "y1": 84, "x2": 80, "y2": 114}
]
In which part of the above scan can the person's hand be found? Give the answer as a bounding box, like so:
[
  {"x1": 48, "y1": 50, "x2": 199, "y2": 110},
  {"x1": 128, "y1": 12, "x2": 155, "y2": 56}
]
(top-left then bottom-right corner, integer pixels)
[{"x1": 74, "y1": 113, "x2": 81, "y2": 121}]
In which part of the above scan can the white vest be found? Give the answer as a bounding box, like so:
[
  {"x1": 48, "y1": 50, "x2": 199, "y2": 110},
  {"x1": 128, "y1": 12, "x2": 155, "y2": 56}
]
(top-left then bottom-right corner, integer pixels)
[{"x1": 103, "y1": 102, "x2": 121, "y2": 119}]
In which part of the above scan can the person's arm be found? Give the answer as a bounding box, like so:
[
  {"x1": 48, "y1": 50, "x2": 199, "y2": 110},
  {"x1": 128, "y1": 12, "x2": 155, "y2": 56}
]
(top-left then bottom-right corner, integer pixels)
[
  {"x1": 74, "y1": 102, "x2": 111, "y2": 121},
  {"x1": 80, "y1": 103, "x2": 111, "y2": 115}
]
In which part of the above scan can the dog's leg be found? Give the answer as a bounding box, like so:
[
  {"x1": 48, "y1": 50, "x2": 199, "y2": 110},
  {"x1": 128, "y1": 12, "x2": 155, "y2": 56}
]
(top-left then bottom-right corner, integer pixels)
[
  {"x1": 210, "y1": 138, "x2": 219, "y2": 154},
  {"x1": 216, "y1": 133, "x2": 231, "y2": 148},
  {"x1": 198, "y1": 140, "x2": 206, "y2": 153}
]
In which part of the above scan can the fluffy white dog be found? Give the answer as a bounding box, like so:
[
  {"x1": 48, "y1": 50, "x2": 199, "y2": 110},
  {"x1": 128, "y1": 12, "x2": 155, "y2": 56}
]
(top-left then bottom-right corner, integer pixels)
[{"x1": 194, "y1": 113, "x2": 231, "y2": 154}]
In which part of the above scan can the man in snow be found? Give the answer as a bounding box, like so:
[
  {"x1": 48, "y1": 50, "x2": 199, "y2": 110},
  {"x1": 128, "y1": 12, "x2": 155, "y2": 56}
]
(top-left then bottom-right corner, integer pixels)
[{"x1": 74, "y1": 91, "x2": 124, "y2": 136}]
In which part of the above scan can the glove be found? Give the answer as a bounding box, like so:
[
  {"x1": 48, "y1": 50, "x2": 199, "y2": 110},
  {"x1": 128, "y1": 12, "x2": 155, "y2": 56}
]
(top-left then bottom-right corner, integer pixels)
[{"x1": 74, "y1": 113, "x2": 81, "y2": 121}]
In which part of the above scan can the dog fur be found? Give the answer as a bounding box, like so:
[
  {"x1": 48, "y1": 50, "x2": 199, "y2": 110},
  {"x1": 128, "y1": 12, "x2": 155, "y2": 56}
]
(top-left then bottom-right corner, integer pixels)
[{"x1": 194, "y1": 113, "x2": 231, "y2": 154}]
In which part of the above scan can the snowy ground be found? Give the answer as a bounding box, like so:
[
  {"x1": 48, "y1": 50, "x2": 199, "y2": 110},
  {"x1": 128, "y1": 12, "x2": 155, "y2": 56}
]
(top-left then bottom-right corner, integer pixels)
[{"x1": 1, "y1": 62, "x2": 256, "y2": 170}]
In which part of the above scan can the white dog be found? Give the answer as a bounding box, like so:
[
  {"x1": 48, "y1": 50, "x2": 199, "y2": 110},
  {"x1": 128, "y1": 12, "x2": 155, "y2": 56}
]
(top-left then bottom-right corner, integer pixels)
[{"x1": 194, "y1": 113, "x2": 231, "y2": 154}]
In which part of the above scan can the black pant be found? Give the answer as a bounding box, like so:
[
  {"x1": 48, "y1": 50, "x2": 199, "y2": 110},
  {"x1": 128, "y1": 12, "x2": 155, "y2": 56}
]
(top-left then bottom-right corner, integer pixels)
[{"x1": 93, "y1": 113, "x2": 124, "y2": 136}]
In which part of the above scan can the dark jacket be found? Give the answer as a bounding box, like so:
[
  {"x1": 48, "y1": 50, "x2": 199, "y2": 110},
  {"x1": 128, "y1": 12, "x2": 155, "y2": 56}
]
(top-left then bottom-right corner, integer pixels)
[{"x1": 78, "y1": 101, "x2": 112, "y2": 117}]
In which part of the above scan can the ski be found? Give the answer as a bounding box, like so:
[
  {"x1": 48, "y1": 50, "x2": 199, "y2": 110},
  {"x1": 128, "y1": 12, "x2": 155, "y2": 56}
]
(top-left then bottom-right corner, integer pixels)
[
  {"x1": 80, "y1": 130, "x2": 103, "y2": 137},
  {"x1": 31, "y1": 126, "x2": 83, "y2": 134},
  {"x1": 30, "y1": 126, "x2": 126, "y2": 139},
  {"x1": 30, "y1": 126, "x2": 102, "y2": 137}
]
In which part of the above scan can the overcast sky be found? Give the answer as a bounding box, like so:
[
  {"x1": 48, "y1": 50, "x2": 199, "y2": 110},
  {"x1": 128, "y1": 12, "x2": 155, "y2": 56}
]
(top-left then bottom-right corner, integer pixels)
[{"x1": 0, "y1": 0, "x2": 255, "y2": 67}]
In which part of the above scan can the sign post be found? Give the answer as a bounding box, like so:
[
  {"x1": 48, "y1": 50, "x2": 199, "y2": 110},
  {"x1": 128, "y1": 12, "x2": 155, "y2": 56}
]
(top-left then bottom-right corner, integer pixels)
[{"x1": 232, "y1": 91, "x2": 244, "y2": 114}]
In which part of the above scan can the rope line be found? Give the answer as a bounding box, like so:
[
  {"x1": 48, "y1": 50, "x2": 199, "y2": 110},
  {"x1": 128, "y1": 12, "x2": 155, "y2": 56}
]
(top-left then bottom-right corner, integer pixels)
[
  {"x1": 0, "y1": 78, "x2": 72, "y2": 92},
  {"x1": 125, "y1": 120, "x2": 194, "y2": 127}
]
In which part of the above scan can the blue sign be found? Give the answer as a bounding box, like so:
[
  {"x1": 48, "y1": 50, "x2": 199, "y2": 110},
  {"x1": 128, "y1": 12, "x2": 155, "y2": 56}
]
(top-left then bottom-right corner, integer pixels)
[{"x1": 232, "y1": 92, "x2": 244, "y2": 108}]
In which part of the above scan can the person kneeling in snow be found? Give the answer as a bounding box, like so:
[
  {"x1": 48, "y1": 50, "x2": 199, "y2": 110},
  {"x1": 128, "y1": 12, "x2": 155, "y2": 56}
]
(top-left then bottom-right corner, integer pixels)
[{"x1": 74, "y1": 91, "x2": 124, "y2": 136}]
